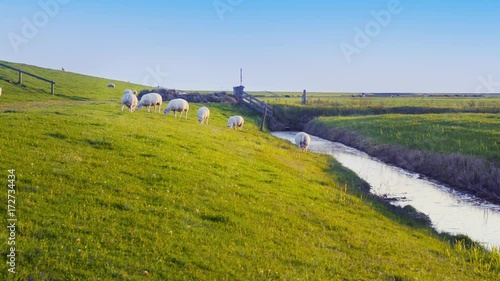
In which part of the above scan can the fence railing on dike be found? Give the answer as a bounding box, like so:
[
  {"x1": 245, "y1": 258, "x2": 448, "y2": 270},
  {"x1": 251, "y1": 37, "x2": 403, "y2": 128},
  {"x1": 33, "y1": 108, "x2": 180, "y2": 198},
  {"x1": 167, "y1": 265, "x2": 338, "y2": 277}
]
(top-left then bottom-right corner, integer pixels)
[
  {"x1": 233, "y1": 85, "x2": 273, "y2": 118},
  {"x1": 0, "y1": 62, "x2": 56, "y2": 95}
]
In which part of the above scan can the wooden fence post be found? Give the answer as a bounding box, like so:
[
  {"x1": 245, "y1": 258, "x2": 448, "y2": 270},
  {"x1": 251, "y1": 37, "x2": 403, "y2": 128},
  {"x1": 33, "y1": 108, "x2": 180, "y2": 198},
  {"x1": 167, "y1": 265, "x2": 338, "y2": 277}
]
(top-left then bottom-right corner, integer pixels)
[
  {"x1": 302, "y1": 89, "x2": 307, "y2": 105},
  {"x1": 260, "y1": 107, "x2": 268, "y2": 131},
  {"x1": 0, "y1": 63, "x2": 56, "y2": 95}
]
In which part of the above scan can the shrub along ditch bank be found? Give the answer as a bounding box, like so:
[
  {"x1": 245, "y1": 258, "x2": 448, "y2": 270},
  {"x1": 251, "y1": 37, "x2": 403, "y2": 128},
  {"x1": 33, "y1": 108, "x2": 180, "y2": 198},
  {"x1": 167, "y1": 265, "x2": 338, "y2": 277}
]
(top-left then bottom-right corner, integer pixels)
[{"x1": 305, "y1": 119, "x2": 500, "y2": 205}]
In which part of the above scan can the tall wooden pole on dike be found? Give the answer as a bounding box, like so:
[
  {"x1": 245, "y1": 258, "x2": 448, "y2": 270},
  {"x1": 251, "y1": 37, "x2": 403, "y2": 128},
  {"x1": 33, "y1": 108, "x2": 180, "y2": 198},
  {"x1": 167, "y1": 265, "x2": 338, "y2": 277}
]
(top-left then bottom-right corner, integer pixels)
[{"x1": 260, "y1": 107, "x2": 268, "y2": 131}]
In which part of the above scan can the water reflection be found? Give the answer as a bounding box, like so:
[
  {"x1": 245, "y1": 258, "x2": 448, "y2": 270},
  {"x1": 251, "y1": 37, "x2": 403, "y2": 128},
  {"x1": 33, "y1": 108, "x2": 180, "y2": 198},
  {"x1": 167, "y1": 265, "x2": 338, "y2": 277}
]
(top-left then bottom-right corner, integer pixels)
[{"x1": 272, "y1": 131, "x2": 500, "y2": 249}]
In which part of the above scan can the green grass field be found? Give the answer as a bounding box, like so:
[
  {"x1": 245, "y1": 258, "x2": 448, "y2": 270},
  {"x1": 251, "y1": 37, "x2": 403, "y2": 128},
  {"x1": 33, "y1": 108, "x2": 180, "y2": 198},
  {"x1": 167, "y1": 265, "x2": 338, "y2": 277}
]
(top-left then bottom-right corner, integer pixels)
[
  {"x1": 1, "y1": 61, "x2": 500, "y2": 280},
  {"x1": 314, "y1": 114, "x2": 500, "y2": 166},
  {"x1": 252, "y1": 90, "x2": 500, "y2": 113},
  {"x1": 0, "y1": 60, "x2": 146, "y2": 103},
  {"x1": 271, "y1": 97, "x2": 500, "y2": 114}
]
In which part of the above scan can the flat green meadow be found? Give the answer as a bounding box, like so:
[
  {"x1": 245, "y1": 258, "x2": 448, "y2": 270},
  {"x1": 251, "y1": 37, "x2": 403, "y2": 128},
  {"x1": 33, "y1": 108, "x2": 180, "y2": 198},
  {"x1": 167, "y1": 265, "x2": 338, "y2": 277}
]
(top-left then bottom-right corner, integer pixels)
[
  {"x1": 314, "y1": 114, "x2": 500, "y2": 166},
  {"x1": 259, "y1": 91, "x2": 500, "y2": 113},
  {"x1": 1, "y1": 61, "x2": 500, "y2": 280}
]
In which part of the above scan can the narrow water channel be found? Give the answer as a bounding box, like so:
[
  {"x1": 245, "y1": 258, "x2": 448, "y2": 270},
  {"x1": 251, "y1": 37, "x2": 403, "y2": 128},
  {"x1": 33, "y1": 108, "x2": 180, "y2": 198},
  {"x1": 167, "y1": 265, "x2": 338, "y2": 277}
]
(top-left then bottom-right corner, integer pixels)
[{"x1": 272, "y1": 131, "x2": 500, "y2": 250}]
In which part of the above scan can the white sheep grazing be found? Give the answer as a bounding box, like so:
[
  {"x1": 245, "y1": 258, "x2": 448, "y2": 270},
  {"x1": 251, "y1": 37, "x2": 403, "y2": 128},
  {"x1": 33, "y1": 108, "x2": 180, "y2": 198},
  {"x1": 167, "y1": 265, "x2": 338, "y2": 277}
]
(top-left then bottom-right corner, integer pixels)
[
  {"x1": 121, "y1": 90, "x2": 138, "y2": 112},
  {"x1": 295, "y1": 132, "x2": 311, "y2": 151},
  {"x1": 0, "y1": 86, "x2": 2, "y2": 97},
  {"x1": 164, "y1": 98, "x2": 189, "y2": 119},
  {"x1": 197, "y1": 107, "x2": 210, "y2": 124},
  {"x1": 123, "y1": 89, "x2": 137, "y2": 96},
  {"x1": 137, "y1": 93, "x2": 163, "y2": 113},
  {"x1": 227, "y1": 116, "x2": 244, "y2": 130}
]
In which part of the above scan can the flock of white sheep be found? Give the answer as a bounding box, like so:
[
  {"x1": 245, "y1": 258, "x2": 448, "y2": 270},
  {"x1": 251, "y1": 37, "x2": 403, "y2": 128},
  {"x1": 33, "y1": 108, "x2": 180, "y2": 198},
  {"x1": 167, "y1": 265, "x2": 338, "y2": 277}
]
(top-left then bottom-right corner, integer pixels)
[
  {"x1": 0, "y1": 85, "x2": 309, "y2": 150},
  {"x1": 0, "y1": 86, "x2": 310, "y2": 151},
  {"x1": 121, "y1": 89, "x2": 310, "y2": 151},
  {"x1": 121, "y1": 89, "x2": 244, "y2": 130}
]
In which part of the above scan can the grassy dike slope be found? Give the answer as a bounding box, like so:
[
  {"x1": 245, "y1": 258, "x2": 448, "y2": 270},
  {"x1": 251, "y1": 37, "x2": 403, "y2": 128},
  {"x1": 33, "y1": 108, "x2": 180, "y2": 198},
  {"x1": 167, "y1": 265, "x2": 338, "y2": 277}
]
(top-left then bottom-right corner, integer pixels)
[{"x1": 1, "y1": 62, "x2": 499, "y2": 280}]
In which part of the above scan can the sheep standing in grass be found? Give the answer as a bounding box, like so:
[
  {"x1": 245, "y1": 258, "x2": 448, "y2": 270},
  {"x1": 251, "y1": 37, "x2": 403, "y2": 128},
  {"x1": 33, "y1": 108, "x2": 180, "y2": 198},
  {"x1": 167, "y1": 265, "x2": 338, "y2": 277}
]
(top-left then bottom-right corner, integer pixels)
[
  {"x1": 0, "y1": 86, "x2": 2, "y2": 97},
  {"x1": 197, "y1": 107, "x2": 210, "y2": 124},
  {"x1": 295, "y1": 132, "x2": 311, "y2": 151},
  {"x1": 121, "y1": 89, "x2": 138, "y2": 112},
  {"x1": 123, "y1": 89, "x2": 137, "y2": 96},
  {"x1": 137, "y1": 93, "x2": 163, "y2": 113},
  {"x1": 227, "y1": 116, "x2": 244, "y2": 130},
  {"x1": 164, "y1": 98, "x2": 189, "y2": 119}
]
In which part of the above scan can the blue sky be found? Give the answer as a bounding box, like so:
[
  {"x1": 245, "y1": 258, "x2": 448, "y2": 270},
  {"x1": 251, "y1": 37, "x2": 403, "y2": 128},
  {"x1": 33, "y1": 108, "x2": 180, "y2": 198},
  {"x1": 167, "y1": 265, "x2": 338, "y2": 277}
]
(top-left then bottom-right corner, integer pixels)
[{"x1": 1, "y1": 0, "x2": 499, "y2": 93}]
